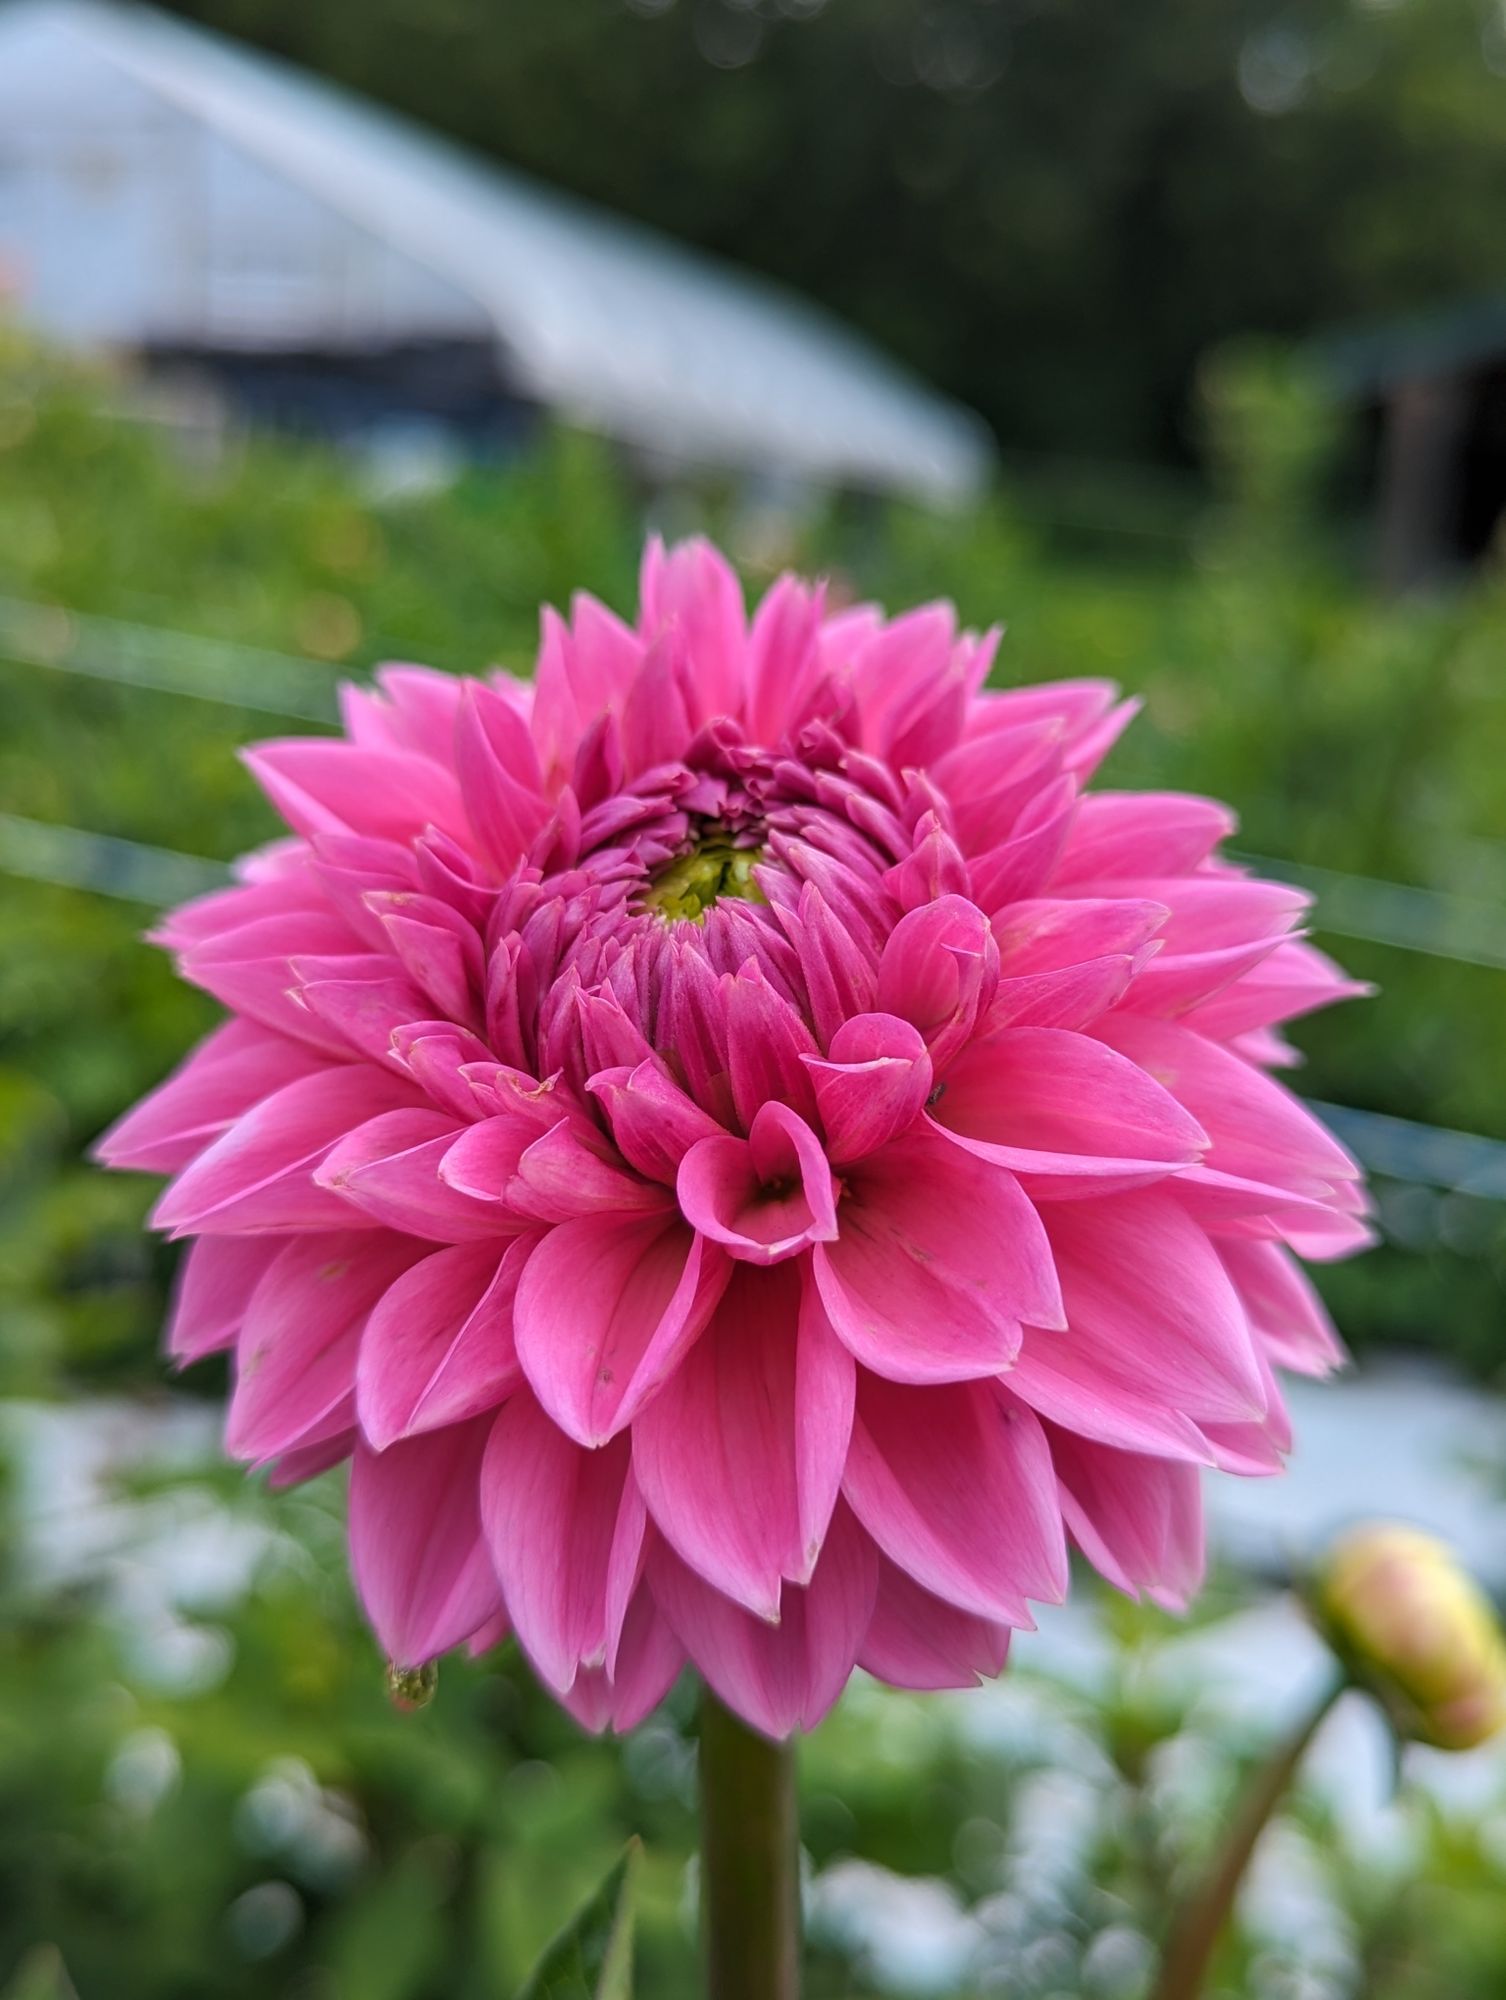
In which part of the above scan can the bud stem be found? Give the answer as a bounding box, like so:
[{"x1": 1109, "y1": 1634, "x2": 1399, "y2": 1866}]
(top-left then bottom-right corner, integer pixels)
[
  {"x1": 1150, "y1": 1671, "x2": 1346, "y2": 2000},
  {"x1": 699, "y1": 1691, "x2": 801, "y2": 2000}
]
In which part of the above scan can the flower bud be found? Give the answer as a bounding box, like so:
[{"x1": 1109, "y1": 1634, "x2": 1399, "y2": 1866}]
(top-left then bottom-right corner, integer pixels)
[{"x1": 1314, "y1": 1524, "x2": 1506, "y2": 1751}]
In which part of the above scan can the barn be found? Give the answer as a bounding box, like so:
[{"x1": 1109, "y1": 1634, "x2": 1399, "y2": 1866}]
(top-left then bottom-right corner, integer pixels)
[{"x1": 0, "y1": 0, "x2": 991, "y2": 503}]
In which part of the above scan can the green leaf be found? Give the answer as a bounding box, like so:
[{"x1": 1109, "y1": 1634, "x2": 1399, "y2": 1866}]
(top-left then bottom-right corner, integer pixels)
[
  {"x1": 1, "y1": 1947, "x2": 77, "y2": 2000},
  {"x1": 514, "y1": 1838, "x2": 641, "y2": 2000}
]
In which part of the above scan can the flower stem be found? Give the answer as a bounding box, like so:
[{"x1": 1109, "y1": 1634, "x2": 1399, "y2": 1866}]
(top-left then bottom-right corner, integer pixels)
[
  {"x1": 1150, "y1": 1672, "x2": 1347, "y2": 2000},
  {"x1": 699, "y1": 1691, "x2": 801, "y2": 2000}
]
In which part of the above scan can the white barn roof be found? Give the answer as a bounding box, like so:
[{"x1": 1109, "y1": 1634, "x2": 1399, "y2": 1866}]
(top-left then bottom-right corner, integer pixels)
[{"x1": 0, "y1": 0, "x2": 991, "y2": 502}]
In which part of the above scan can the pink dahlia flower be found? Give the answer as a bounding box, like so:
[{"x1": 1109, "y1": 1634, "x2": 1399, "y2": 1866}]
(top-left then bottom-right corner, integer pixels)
[{"x1": 99, "y1": 538, "x2": 1370, "y2": 1738}]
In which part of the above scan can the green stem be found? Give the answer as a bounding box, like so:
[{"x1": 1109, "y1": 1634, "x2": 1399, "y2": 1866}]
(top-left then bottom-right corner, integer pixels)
[
  {"x1": 1150, "y1": 1672, "x2": 1346, "y2": 2000},
  {"x1": 699, "y1": 1692, "x2": 801, "y2": 2000}
]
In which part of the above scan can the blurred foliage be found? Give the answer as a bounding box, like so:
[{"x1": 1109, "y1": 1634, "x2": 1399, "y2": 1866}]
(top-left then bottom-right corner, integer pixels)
[
  {"x1": 516, "y1": 1841, "x2": 640, "y2": 1999},
  {"x1": 157, "y1": 0, "x2": 1506, "y2": 461},
  {"x1": 2, "y1": 1416, "x2": 1506, "y2": 1999},
  {"x1": 0, "y1": 1436, "x2": 703, "y2": 2000},
  {"x1": 6, "y1": 331, "x2": 1506, "y2": 1992}
]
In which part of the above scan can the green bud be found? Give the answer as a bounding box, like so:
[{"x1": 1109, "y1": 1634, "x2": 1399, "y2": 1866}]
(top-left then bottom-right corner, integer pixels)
[{"x1": 1314, "y1": 1524, "x2": 1506, "y2": 1752}]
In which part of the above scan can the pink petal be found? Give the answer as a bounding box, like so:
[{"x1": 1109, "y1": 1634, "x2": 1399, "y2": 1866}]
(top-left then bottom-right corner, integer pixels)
[
  {"x1": 561, "y1": 1583, "x2": 686, "y2": 1734},
  {"x1": 151, "y1": 864, "x2": 322, "y2": 951},
  {"x1": 366, "y1": 892, "x2": 484, "y2": 1029},
  {"x1": 243, "y1": 740, "x2": 470, "y2": 846},
  {"x1": 794, "y1": 1272, "x2": 858, "y2": 1581},
  {"x1": 152, "y1": 1067, "x2": 423, "y2": 1236},
  {"x1": 633, "y1": 1264, "x2": 801, "y2": 1617},
  {"x1": 647, "y1": 1503, "x2": 877, "y2": 1739},
  {"x1": 530, "y1": 605, "x2": 588, "y2": 778},
  {"x1": 884, "y1": 813, "x2": 972, "y2": 913},
  {"x1": 1280, "y1": 1204, "x2": 1376, "y2": 1264},
  {"x1": 1024, "y1": 1190, "x2": 1269, "y2": 1430},
  {"x1": 842, "y1": 1373, "x2": 1067, "y2": 1623},
  {"x1": 935, "y1": 716, "x2": 1064, "y2": 850},
  {"x1": 1117, "y1": 937, "x2": 1287, "y2": 1019},
  {"x1": 357, "y1": 1236, "x2": 534, "y2": 1449},
  {"x1": 814, "y1": 1124, "x2": 1062, "y2": 1383},
  {"x1": 1052, "y1": 792, "x2": 1235, "y2": 885},
  {"x1": 1048, "y1": 1424, "x2": 1206, "y2": 1611},
  {"x1": 858, "y1": 1558, "x2": 1010, "y2": 1691},
  {"x1": 745, "y1": 573, "x2": 826, "y2": 746},
  {"x1": 877, "y1": 895, "x2": 998, "y2": 1070},
  {"x1": 465, "y1": 1605, "x2": 513, "y2": 1659},
  {"x1": 294, "y1": 959, "x2": 433, "y2": 1066},
  {"x1": 226, "y1": 1230, "x2": 426, "y2": 1462},
  {"x1": 372, "y1": 663, "x2": 466, "y2": 764},
  {"x1": 984, "y1": 956, "x2": 1138, "y2": 1034},
  {"x1": 633, "y1": 1260, "x2": 854, "y2": 1617},
  {"x1": 1093, "y1": 1015, "x2": 1361, "y2": 1198},
  {"x1": 349, "y1": 1418, "x2": 502, "y2": 1667},
  {"x1": 846, "y1": 604, "x2": 956, "y2": 757},
  {"x1": 514, "y1": 1214, "x2": 730, "y2": 1445},
  {"x1": 479, "y1": 1395, "x2": 644, "y2": 1692},
  {"x1": 437, "y1": 1094, "x2": 566, "y2": 1204},
  {"x1": 1006, "y1": 1338, "x2": 1213, "y2": 1462},
  {"x1": 1198, "y1": 1345, "x2": 1292, "y2": 1474},
  {"x1": 166, "y1": 1235, "x2": 283, "y2": 1364},
  {"x1": 588, "y1": 1057, "x2": 726, "y2": 1183},
  {"x1": 775, "y1": 883, "x2": 880, "y2": 1048},
  {"x1": 317, "y1": 1107, "x2": 507, "y2": 1241},
  {"x1": 509, "y1": 1119, "x2": 671, "y2": 1223},
  {"x1": 930, "y1": 1026, "x2": 1206, "y2": 1197},
  {"x1": 1218, "y1": 1238, "x2": 1346, "y2": 1377},
  {"x1": 1228, "y1": 1025, "x2": 1298, "y2": 1067},
  {"x1": 533, "y1": 596, "x2": 640, "y2": 777},
  {"x1": 639, "y1": 535, "x2": 746, "y2": 725},
  {"x1": 802, "y1": 1012, "x2": 932, "y2": 1165},
  {"x1": 969, "y1": 779, "x2": 1078, "y2": 913},
  {"x1": 1095, "y1": 875, "x2": 1306, "y2": 956},
  {"x1": 571, "y1": 983, "x2": 655, "y2": 1076},
  {"x1": 651, "y1": 942, "x2": 734, "y2": 1122},
  {"x1": 310, "y1": 829, "x2": 424, "y2": 946},
  {"x1": 620, "y1": 631, "x2": 694, "y2": 775},
  {"x1": 573, "y1": 588, "x2": 644, "y2": 687},
  {"x1": 960, "y1": 678, "x2": 1120, "y2": 755},
  {"x1": 388, "y1": 1021, "x2": 499, "y2": 1122},
  {"x1": 886, "y1": 653, "x2": 973, "y2": 769},
  {"x1": 266, "y1": 1426, "x2": 358, "y2": 1490},
  {"x1": 677, "y1": 1103, "x2": 838, "y2": 1265},
  {"x1": 1189, "y1": 938, "x2": 1374, "y2": 1041},
  {"x1": 179, "y1": 913, "x2": 367, "y2": 1055},
  {"x1": 1170, "y1": 1164, "x2": 1349, "y2": 1236},
  {"x1": 725, "y1": 964, "x2": 821, "y2": 1130},
  {"x1": 995, "y1": 896, "x2": 1170, "y2": 976},
  {"x1": 94, "y1": 1022, "x2": 327, "y2": 1173},
  {"x1": 1062, "y1": 696, "x2": 1140, "y2": 777},
  {"x1": 455, "y1": 681, "x2": 549, "y2": 874}
]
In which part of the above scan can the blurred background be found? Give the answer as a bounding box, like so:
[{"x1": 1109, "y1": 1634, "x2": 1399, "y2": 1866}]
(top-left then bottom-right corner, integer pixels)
[{"x1": 5, "y1": 1, "x2": 1506, "y2": 1994}]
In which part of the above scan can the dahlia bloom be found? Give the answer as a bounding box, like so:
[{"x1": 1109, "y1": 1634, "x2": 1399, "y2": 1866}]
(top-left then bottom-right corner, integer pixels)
[{"x1": 99, "y1": 538, "x2": 1370, "y2": 1739}]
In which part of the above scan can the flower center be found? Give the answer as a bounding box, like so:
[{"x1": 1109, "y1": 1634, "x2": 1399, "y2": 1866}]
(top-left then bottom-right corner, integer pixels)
[{"x1": 642, "y1": 836, "x2": 767, "y2": 922}]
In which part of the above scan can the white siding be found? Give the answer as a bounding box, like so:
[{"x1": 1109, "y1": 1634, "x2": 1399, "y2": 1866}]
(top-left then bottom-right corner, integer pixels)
[
  {"x1": 0, "y1": 9, "x2": 487, "y2": 347},
  {"x1": 0, "y1": 0, "x2": 991, "y2": 500}
]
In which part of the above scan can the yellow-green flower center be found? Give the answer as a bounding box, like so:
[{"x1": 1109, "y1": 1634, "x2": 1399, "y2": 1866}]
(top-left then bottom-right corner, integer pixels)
[{"x1": 644, "y1": 841, "x2": 766, "y2": 922}]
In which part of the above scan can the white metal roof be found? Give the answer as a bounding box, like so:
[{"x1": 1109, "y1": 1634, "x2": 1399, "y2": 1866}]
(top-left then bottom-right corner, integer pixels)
[{"x1": 0, "y1": 0, "x2": 992, "y2": 501}]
